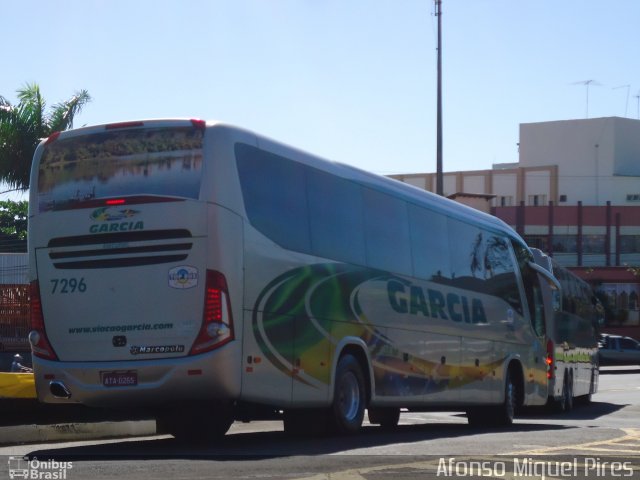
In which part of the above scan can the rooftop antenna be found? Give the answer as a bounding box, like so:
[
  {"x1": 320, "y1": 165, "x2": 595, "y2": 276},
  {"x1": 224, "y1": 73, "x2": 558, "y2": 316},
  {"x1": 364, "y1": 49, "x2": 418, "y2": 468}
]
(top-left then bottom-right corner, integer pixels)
[
  {"x1": 572, "y1": 80, "x2": 601, "y2": 118},
  {"x1": 634, "y1": 91, "x2": 640, "y2": 119},
  {"x1": 612, "y1": 85, "x2": 630, "y2": 117}
]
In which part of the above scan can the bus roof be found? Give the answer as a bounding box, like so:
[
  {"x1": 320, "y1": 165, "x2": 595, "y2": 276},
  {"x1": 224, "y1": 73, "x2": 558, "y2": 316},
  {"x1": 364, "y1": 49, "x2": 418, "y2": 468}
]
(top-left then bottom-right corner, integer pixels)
[{"x1": 36, "y1": 119, "x2": 522, "y2": 242}]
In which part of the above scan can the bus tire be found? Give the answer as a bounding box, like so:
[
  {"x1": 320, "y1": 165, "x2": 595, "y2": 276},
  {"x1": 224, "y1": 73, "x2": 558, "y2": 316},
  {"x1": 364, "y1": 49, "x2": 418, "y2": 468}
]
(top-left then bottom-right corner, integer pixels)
[
  {"x1": 496, "y1": 370, "x2": 517, "y2": 425},
  {"x1": 560, "y1": 373, "x2": 574, "y2": 412},
  {"x1": 467, "y1": 368, "x2": 518, "y2": 427},
  {"x1": 581, "y1": 369, "x2": 596, "y2": 404},
  {"x1": 331, "y1": 354, "x2": 366, "y2": 434},
  {"x1": 368, "y1": 407, "x2": 400, "y2": 429}
]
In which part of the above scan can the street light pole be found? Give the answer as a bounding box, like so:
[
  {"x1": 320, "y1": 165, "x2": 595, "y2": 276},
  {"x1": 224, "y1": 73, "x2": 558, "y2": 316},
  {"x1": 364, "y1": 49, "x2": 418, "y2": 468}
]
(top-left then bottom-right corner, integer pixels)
[{"x1": 435, "y1": 0, "x2": 444, "y2": 196}]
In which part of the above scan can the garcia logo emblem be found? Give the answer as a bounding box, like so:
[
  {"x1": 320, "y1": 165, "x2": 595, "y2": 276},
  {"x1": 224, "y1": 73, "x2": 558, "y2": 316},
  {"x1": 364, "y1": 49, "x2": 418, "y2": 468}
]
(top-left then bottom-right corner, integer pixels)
[
  {"x1": 89, "y1": 206, "x2": 144, "y2": 234},
  {"x1": 168, "y1": 265, "x2": 198, "y2": 289},
  {"x1": 90, "y1": 206, "x2": 140, "y2": 222}
]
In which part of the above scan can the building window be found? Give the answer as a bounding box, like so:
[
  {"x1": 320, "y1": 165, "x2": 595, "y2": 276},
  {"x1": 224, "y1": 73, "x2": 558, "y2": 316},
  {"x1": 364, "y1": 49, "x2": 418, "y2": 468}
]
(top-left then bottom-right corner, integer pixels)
[
  {"x1": 626, "y1": 194, "x2": 640, "y2": 202},
  {"x1": 523, "y1": 235, "x2": 549, "y2": 251},
  {"x1": 620, "y1": 235, "x2": 640, "y2": 254},
  {"x1": 559, "y1": 194, "x2": 567, "y2": 202},
  {"x1": 499, "y1": 196, "x2": 513, "y2": 207},
  {"x1": 583, "y1": 235, "x2": 606, "y2": 254},
  {"x1": 528, "y1": 194, "x2": 547, "y2": 206},
  {"x1": 552, "y1": 235, "x2": 577, "y2": 253}
]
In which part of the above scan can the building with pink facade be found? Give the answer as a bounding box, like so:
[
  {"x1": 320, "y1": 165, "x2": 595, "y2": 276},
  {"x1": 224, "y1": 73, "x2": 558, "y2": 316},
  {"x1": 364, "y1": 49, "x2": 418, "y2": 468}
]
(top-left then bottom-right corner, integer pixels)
[{"x1": 390, "y1": 117, "x2": 640, "y2": 333}]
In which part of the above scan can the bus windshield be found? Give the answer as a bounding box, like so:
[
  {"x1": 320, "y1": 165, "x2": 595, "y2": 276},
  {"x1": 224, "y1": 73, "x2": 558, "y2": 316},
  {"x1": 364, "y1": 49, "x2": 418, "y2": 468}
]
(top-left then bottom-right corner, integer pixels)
[{"x1": 37, "y1": 126, "x2": 204, "y2": 213}]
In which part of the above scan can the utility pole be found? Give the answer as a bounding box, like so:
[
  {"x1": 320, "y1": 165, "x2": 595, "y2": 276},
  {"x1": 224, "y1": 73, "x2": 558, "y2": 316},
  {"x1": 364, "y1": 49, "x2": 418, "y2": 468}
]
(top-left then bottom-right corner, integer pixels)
[{"x1": 435, "y1": 0, "x2": 443, "y2": 196}]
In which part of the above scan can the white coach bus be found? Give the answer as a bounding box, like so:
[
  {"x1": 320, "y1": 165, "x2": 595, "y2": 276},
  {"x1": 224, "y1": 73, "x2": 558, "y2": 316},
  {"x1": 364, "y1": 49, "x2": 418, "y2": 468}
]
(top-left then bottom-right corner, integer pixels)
[
  {"x1": 531, "y1": 249, "x2": 600, "y2": 412},
  {"x1": 29, "y1": 119, "x2": 560, "y2": 439}
]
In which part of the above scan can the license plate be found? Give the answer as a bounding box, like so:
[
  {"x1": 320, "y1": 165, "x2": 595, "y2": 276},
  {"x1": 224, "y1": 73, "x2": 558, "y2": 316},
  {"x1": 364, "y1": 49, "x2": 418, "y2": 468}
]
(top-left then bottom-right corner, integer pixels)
[{"x1": 102, "y1": 371, "x2": 138, "y2": 387}]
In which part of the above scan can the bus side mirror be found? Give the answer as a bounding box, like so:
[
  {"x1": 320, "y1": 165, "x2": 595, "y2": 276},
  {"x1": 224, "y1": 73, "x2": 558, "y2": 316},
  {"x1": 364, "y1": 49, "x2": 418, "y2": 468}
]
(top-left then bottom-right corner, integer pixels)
[
  {"x1": 528, "y1": 260, "x2": 562, "y2": 312},
  {"x1": 528, "y1": 261, "x2": 561, "y2": 291}
]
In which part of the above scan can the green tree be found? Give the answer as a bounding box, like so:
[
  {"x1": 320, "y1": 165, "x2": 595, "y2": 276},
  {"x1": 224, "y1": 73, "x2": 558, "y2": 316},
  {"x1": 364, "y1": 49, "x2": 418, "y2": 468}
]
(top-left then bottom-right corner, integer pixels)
[
  {"x1": 0, "y1": 200, "x2": 28, "y2": 252},
  {"x1": 0, "y1": 200, "x2": 28, "y2": 239},
  {"x1": 0, "y1": 83, "x2": 91, "y2": 190}
]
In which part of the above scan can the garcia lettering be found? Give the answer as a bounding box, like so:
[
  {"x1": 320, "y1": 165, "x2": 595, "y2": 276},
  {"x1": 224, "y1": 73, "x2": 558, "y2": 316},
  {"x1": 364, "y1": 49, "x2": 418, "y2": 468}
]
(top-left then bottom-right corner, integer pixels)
[
  {"x1": 387, "y1": 280, "x2": 487, "y2": 324},
  {"x1": 89, "y1": 221, "x2": 144, "y2": 233}
]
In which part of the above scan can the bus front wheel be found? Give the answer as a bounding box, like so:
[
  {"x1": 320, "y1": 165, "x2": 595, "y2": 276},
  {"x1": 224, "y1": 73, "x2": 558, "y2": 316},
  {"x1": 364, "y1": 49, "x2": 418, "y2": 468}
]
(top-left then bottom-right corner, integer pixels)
[
  {"x1": 467, "y1": 369, "x2": 517, "y2": 427},
  {"x1": 331, "y1": 354, "x2": 366, "y2": 434}
]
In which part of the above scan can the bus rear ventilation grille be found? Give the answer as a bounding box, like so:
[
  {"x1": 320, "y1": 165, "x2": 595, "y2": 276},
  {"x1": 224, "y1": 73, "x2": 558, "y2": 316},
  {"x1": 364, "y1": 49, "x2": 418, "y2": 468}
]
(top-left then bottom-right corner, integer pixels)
[{"x1": 47, "y1": 229, "x2": 193, "y2": 269}]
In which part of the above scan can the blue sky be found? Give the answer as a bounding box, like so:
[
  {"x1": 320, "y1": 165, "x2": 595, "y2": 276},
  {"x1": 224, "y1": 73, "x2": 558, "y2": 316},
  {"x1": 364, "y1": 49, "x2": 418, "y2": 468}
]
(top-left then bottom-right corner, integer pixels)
[{"x1": 3, "y1": 0, "x2": 640, "y2": 201}]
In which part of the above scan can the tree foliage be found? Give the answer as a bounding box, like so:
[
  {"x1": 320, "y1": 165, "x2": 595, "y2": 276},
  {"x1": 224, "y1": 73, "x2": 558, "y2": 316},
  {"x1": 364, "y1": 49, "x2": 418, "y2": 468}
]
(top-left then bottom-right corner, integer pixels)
[
  {"x1": 0, "y1": 83, "x2": 91, "y2": 190},
  {"x1": 0, "y1": 200, "x2": 28, "y2": 238},
  {"x1": 0, "y1": 200, "x2": 28, "y2": 252}
]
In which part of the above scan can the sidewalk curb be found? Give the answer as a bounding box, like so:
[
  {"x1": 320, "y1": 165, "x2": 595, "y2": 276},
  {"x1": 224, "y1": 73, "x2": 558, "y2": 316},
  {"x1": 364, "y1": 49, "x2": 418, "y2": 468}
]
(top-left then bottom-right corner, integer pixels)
[{"x1": 0, "y1": 420, "x2": 157, "y2": 446}]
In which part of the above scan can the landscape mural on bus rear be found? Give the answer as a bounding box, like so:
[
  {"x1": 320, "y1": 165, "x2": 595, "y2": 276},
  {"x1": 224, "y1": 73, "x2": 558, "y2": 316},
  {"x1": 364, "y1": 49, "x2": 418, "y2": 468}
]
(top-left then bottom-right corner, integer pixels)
[
  {"x1": 37, "y1": 126, "x2": 203, "y2": 213},
  {"x1": 251, "y1": 263, "x2": 517, "y2": 397}
]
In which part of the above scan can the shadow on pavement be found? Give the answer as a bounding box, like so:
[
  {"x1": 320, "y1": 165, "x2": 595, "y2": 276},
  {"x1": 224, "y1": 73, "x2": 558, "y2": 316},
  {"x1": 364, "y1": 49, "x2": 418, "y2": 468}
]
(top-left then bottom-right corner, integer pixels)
[
  {"x1": 519, "y1": 400, "x2": 627, "y2": 421},
  {"x1": 0, "y1": 399, "x2": 154, "y2": 427},
  {"x1": 599, "y1": 367, "x2": 640, "y2": 375},
  {"x1": 25, "y1": 420, "x2": 571, "y2": 461}
]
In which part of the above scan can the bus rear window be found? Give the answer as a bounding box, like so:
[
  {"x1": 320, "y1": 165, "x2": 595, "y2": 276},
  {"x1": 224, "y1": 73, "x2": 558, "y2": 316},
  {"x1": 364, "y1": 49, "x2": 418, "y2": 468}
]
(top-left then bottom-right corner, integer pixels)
[{"x1": 37, "y1": 126, "x2": 203, "y2": 212}]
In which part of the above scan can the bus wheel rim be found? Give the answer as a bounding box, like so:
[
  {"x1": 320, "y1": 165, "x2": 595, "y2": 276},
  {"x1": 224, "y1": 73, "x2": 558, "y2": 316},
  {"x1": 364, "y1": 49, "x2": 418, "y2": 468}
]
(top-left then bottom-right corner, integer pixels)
[{"x1": 338, "y1": 371, "x2": 360, "y2": 421}]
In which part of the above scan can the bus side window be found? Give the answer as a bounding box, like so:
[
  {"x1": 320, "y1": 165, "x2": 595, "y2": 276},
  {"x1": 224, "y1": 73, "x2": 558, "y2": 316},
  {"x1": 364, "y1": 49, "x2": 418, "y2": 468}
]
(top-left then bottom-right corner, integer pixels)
[
  {"x1": 552, "y1": 289, "x2": 562, "y2": 312},
  {"x1": 235, "y1": 144, "x2": 311, "y2": 253}
]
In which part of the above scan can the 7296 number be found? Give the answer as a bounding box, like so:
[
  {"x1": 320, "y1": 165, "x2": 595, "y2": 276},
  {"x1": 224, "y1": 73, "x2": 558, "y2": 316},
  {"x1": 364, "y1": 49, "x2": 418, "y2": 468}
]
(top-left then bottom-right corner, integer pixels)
[{"x1": 51, "y1": 278, "x2": 87, "y2": 294}]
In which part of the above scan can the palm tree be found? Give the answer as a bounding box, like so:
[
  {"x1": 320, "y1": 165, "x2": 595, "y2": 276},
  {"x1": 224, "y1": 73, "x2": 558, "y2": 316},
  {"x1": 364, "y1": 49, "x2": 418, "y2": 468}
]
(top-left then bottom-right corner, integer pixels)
[{"x1": 0, "y1": 83, "x2": 91, "y2": 190}]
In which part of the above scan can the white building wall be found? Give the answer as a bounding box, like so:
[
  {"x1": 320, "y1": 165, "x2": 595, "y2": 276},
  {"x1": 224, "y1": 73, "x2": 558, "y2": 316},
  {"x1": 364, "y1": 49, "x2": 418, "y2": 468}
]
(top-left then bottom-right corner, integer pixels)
[
  {"x1": 614, "y1": 118, "x2": 640, "y2": 175},
  {"x1": 520, "y1": 118, "x2": 616, "y2": 174},
  {"x1": 443, "y1": 174, "x2": 457, "y2": 197},
  {"x1": 389, "y1": 117, "x2": 640, "y2": 208},
  {"x1": 492, "y1": 172, "x2": 517, "y2": 206},
  {"x1": 462, "y1": 175, "x2": 485, "y2": 194},
  {"x1": 405, "y1": 176, "x2": 427, "y2": 190},
  {"x1": 524, "y1": 170, "x2": 550, "y2": 204},
  {"x1": 520, "y1": 117, "x2": 640, "y2": 206}
]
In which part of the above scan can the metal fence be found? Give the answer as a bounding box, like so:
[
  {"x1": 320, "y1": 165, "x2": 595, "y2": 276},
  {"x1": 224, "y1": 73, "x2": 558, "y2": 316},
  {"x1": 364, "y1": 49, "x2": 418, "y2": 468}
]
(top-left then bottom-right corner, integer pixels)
[
  {"x1": 0, "y1": 284, "x2": 29, "y2": 351},
  {"x1": 0, "y1": 254, "x2": 29, "y2": 351}
]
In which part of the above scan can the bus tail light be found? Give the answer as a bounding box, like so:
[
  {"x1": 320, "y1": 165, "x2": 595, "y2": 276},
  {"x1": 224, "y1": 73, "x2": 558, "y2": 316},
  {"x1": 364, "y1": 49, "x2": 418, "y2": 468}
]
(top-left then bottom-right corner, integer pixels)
[
  {"x1": 190, "y1": 119, "x2": 206, "y2": 129},
  {"x1": 189, "y1": 270, "x2": 234, "y2": 355},
  {"x1": 44, "y1": 131, "x2": 61, "y2": 145},
  {"x1": 545, "y1": 339, "x2": 554, "y2": 380},
  {"x1": 29, "y1": 281, "x2": 58, "y2": 360}
]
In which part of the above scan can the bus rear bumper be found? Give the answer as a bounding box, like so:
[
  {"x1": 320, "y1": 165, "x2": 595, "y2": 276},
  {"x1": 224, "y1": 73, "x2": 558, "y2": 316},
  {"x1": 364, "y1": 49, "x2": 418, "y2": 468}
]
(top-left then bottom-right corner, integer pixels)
[{"x1": 32, "y1": 347, "x2": 241, "y2": 407}]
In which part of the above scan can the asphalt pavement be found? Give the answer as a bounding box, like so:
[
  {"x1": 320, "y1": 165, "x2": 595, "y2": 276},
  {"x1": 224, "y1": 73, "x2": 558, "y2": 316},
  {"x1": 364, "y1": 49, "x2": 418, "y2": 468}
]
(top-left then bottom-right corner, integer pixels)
[{"x1": 1, "y1": 366, "x2": 638, "y2": 447}]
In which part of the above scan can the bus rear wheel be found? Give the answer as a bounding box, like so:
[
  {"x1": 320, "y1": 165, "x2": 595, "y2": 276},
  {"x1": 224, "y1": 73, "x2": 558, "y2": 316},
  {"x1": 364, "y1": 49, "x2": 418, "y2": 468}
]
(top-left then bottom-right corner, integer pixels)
[
  {"x1": 555, "y1": 373, "x2": 574, "y2": 412},
  {"x1": 331, "y1": 354, "x2": 366, "y2": 434}
]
